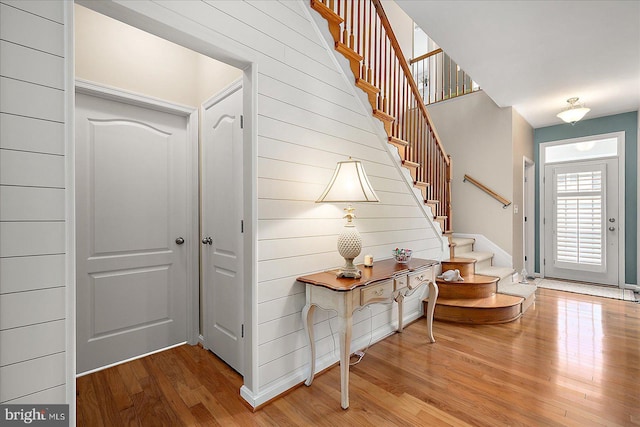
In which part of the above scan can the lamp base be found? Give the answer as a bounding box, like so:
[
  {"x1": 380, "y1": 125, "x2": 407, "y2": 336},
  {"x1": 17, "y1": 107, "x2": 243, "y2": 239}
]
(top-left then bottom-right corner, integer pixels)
[{"x1": 336, "y1": 258, "x2": 361, "y2": 279}]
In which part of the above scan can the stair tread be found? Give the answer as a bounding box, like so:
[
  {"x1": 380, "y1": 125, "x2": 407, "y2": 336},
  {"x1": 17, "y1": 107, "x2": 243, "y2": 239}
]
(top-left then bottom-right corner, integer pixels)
[
  {"x1": 456, "y1": 251, "x2": 493, "y2": 263},
  {"x1": 434, "y1": 293, "x2": 523, "y2": 308},
  {"x1": 389, "y1": 136, "x2": 409, "y2": 147},
  {"x1": 443, "y1": 257, "x2": 476, "y2": 264},
  {"x1": 355, "y1": 78, "x2": 380, "y2": 94},
  {"x1": 436, "y1": 273, "x2": 498, "y2": 285},
  {"x1": 451, "y1": 237, "x2": 475, "y2": 246},
  {"x1": 498, "y1": 282, "x2": 537, "y2": 298},
  {"x1": 476, "y1": 266, "x2": 514, "y2": 280},
  {"x1": 402, "y1": 159, "x2": 420, "y2": 169}
]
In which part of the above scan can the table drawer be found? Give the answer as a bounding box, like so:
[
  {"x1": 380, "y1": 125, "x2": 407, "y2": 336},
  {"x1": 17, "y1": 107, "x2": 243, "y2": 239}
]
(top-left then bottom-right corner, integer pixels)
[
  {"x1": 361, "y1": 280, "x2": 394, "y2": 305},
  {"x1": 394, "y1": 275, "x2": 408, "y2": 290},
  {"x1": 408, "y1": 268, "x2": 433, "y2": 290}
]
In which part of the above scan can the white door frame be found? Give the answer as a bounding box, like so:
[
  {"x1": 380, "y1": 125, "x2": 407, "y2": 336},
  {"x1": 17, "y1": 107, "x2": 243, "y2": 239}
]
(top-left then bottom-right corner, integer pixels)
[
  {"x1": 67, "y1": 2, "x2": 258, "y2": 421},
  {"x1": 523, "y1": 157, "x2": 535, "y2": 277},
  {"x1": 539, "y1": 131, "x2": 625, "y2": 287}
]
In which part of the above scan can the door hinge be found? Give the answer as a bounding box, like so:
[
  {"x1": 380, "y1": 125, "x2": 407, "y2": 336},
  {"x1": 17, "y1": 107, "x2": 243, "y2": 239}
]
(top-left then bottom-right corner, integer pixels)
[
  {"x1": 543, "y1": 259, "x2": 546, "y2": 265},
  {"x1": 525, "y1": 216, "x2": 527, "y2": 222},
  {"x1": 241, "y1": 324, "x2": 244, "y2": 338},
  {"x1": 241, "y1": 220, "x2": 244, "y2": 233},
  {"x1": 525, "y1": 255, "x2": 528, "y2": 261},
  {"x1": 240, "y1": 115, "x2": 244, "y2": 129},
  {"x1": 543, "y1": 218, "x2": 546, "y2": 225}
]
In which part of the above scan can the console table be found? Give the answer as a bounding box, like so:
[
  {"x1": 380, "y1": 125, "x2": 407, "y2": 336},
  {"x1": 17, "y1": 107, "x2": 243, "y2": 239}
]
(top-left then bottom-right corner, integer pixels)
[{"x1": 297, "y1": 258, "x2": 439, "y2": 409}]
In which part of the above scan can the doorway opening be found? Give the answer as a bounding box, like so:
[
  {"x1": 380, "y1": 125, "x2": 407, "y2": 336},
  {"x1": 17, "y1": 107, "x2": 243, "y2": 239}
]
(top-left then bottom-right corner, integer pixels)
[
  {"x1": 539, "y1": 132, "x2": 625, "y2": 287},
  {"x1": 74, "y1": 3, "x2": 248, "y2": 376}
]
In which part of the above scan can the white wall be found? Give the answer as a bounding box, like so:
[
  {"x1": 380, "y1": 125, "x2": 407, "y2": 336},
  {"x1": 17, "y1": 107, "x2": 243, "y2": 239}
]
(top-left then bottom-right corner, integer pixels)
[
  {"x1": 381, "y1": 0, "x2": 413, "y2": 61},
  {"x1": 1, "y1": 0, "x2": 445, "y2": 412},
  {"x1": 0, "y1": 0, "x2": 69, "y2": 404},
  {"x1": 427, "y1": 90, "x2": 514, "y2": 253},
  {"x1": 75, "y1": 4, "x2": 242, "y2": 107}
]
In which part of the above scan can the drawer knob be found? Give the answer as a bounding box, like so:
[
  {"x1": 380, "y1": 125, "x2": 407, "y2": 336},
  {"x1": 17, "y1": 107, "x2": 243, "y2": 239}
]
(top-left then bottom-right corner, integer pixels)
[
  {"x1": 417, "y1": 275, "x2": 425, "y2": 281},
  {"x1": 375, "y1": 288, "x2": 384, "y2": 296}
]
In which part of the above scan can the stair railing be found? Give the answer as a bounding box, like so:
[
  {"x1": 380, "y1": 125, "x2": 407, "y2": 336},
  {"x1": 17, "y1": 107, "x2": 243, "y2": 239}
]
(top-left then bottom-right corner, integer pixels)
[
  {"x1": 463, "y1": 174, "x2": 512, "y2": 208},
  {"x1": 311, "y1": 0, "x2": 452, "y2": 232},
  {"x1": 410, "y1": 49, "x2": 480, "y2": 105}
]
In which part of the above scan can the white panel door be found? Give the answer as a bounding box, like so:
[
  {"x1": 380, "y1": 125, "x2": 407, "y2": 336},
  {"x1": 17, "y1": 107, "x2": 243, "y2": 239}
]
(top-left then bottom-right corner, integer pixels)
[
  {"x1": 76, "y1": 92, "x2": 189, "y2": 374},
  {"x1": 544, "y1": 159, "x2": 618, "y2": 285},
  {"x1": 202, "y1": 81, "x2": 244, "y2": 374}
]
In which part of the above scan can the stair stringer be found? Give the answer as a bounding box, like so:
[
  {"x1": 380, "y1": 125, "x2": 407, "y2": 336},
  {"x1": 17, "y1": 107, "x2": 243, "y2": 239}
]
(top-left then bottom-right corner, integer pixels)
[{"x1": 306, "y1": 1, "x2": 449, "y2": 260}]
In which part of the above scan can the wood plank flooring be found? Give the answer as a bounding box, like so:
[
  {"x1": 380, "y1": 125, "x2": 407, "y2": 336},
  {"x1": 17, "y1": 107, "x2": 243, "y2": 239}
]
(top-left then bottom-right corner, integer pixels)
[{"x1": 77, "y1": 288, "x2": 640, "y2": 426}]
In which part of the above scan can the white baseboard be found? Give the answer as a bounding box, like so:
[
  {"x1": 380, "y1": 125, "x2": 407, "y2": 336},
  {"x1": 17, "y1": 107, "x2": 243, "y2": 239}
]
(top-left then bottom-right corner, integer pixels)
[
  {"x1": 239, "y1": 309, "x2": 425, "y2": 408},
  {"x1": 453, "y1": 233, "x2": 512, "y2": 268}
]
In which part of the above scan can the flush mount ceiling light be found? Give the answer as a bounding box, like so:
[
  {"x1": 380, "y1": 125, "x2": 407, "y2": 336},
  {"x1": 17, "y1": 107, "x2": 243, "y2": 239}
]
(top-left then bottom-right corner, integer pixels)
[{"x1": 556, "y1": 97, "x2": 590, "y2": 125}]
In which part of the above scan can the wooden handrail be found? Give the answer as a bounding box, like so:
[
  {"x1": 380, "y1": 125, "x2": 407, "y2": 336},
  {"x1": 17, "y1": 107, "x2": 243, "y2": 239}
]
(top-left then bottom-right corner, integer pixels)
[
  {"x1": 410, "y1": 48, "x2": 443, "y2": 64},
  {"x1": 463, "y1": 174, "x2": 511, "y2": 208},
  {"x1": 371, "y1": 0, "x2": 449, "y2": 164},
  {"x1": 411, "y1": 48, "x2": 480, "y2": 105},
  {"x1": 310, "y1": 0, "x2": 453, "y2": 232}
]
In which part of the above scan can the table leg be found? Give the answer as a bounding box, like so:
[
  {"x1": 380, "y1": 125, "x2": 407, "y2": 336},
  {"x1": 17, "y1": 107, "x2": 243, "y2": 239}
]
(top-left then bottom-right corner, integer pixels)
[
  {"x1": 425, "y1": 281, "x2": 439, "y2": 343},
  {"x1": 302, "y1": 303, "x2": 316, "y2": 386},
  {"x1": 395, "y1": 292, "x2": 405, "y2": 332},
  {"x1": 337, "y1": 314, "x2": 352, "y2": 409}
]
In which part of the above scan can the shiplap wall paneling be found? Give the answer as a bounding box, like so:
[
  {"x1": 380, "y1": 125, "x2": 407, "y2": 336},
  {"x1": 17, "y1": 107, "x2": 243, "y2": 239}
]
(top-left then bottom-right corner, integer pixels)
[
  {"x1": 109, "y1": 0, "x2": 443, "y2": 404},
  {"x1": 0, "y1": 0, "x2": 67, "y2": 404},
  {"x1": 0, "y1": 113, "x2": 65, "y2": 155},
  {"x1": 0, "y1": 254, "x2": 65, "y2": 295}
]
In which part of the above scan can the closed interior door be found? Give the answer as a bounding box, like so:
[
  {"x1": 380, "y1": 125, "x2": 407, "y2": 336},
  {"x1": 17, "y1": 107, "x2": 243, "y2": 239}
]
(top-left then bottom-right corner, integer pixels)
[
  {"x1": 544, "y1": 159, "x2": 618, "y2": 285},
  {"x1": 201, "y1": 81, "x2": 244, "y2": 374},
  {"x1": 76, "y1": 91, "x2": 189, "y2": 374}
]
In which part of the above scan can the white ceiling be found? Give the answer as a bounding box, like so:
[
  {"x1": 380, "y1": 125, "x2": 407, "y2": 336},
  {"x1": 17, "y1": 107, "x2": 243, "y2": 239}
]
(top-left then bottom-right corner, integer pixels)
[{"x1": 396, "y1": 0, "x2": 640, "y2": 128}]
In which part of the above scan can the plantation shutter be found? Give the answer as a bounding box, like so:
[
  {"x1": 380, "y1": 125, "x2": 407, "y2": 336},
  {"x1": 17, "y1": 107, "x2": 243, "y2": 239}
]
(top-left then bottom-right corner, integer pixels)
[{"x1": 553, "y1": 165, "x2": 606, "y2": 272}]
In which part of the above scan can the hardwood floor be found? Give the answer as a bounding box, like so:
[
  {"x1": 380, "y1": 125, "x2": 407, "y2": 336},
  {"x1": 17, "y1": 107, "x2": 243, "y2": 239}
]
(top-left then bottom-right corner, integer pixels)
[{"x1": 77, "y1": 288, "x2": 640, "y2": 426}]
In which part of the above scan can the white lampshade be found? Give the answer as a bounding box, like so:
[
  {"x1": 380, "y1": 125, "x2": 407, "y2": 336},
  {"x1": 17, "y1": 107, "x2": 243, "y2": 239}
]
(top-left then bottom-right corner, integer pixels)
[
  {"x1": 316, "y1": 158, "x2": 379, "y2": 204},
  {"x1": 557, "y1": 97, "x2": 590, "y2": 125},
  {"x1": 317, "y1": 158, "x2": 379, "y2": 278}
]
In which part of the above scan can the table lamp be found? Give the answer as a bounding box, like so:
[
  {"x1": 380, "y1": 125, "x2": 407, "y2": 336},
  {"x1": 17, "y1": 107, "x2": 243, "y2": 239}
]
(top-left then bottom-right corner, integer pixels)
[{"x1": 316, "y1": 158, "x2": 379, "y2": 278}]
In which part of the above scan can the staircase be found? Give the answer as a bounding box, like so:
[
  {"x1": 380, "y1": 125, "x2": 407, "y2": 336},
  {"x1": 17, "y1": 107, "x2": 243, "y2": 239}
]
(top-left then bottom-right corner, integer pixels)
[
  {"x1": 426, "y1": 237, "x2": 537, "y2": 324},
  {"x1": 310, "y1": 1, "x2": 537, "y2": 324},
  {"x1": 310, "y1": 0, "x2": 453, "y2": 233}
]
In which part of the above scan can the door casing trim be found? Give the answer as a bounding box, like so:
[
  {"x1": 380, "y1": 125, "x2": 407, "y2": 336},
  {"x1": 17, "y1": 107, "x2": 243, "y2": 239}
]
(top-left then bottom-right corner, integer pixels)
[
  {"x1": 539, "y1": 131, "x2": 626, "y2": 287},
  {"x1": 70, "y1": 0, "x2": 259, "y2": 411}
]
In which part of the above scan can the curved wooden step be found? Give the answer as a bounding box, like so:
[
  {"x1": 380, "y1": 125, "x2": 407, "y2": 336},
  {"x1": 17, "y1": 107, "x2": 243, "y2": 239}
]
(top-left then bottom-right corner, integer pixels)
[
  {"x1": 436, "y1": 274, "x2": 498, "y2": 299},
  {"x1": 441, "y1": 257, "x2": 476, "y2": 277},
  {"x1": 425, "y1": 293, "x2": 523, "y2": 324}
]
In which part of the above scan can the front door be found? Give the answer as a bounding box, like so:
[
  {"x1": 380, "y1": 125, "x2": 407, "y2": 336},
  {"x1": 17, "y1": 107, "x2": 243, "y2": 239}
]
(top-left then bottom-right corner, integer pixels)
[
  {"x1": 544, "y1": 158, "x2": 619, "y2": 285},
  {"x1": 201, "y1": 81, "x2": 244, "y2": 374},
  {"x1": 76, "y1": 91, "x2": 190, "y2": 373}
]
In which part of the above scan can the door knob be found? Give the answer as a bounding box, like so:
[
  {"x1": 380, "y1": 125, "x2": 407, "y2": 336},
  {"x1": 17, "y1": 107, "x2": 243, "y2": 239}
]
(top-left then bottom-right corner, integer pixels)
[
  {"x1": 608, "y1": 226, "x2": 616, "y2": 232},
  {"x1": 175, "y1": 237, "x2": 185, "y2": 245},
  {"x1": 609, "y1": 218, "x2": 616, "y2": 223},
  {"x1": 202, "y1": 237, "x2": 213, "y2": 245}
]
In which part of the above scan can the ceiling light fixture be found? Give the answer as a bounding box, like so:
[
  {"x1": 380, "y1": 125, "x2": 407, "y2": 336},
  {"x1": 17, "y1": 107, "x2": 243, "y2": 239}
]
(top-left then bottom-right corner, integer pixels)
[{"x1": 556, "y1": 97, "x2": 590, "y2": 125}]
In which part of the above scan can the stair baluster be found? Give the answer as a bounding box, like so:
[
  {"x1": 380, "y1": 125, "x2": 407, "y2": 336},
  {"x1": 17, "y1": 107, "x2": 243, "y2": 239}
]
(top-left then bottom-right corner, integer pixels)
[{"x1": 311, "y1": 0, "x2": 453, "y2": 232}]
